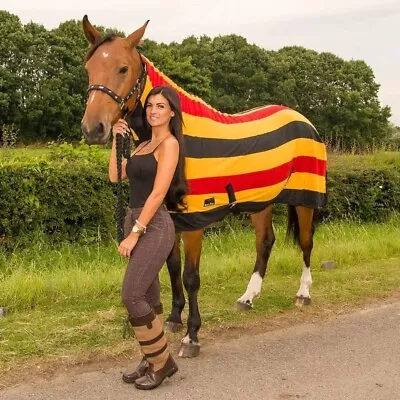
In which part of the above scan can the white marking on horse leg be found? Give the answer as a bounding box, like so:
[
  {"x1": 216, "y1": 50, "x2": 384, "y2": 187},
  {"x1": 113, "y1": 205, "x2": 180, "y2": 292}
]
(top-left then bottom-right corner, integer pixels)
[
  {"x1": 181, "y1": 334, "x2": 191, "y2": 344},
  {"x1": 237, "y1": 272, "x2": 263, "y2": 307},
  {"x1": 296, "y1": 263, "x2": 312, "y2": 299},
  {"x1": 179, "y1": 334, "x2": 200, "y2": 357},
  {"x1": 181, "y1": 334, "x2": 199, "y2": 346}
]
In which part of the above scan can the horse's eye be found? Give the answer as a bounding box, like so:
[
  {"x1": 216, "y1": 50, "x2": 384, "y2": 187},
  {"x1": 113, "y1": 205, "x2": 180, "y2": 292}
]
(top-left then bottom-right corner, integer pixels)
[{"x1": 119, "y1": 66, "x2": 128, "y2": 74}]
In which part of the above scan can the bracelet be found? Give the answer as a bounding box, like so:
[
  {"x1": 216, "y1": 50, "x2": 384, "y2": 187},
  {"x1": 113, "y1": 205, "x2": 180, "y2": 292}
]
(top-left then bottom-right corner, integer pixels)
[{"x1": 135, "y1": 219, "x2": 147, "y2": 233}]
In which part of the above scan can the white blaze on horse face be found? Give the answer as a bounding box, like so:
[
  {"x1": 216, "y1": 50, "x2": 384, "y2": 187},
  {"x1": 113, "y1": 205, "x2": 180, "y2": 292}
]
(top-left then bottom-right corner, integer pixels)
[
  {"x1": 89, "y1": 92, "x2": 96, "y2": 104},
  {"x1": 296, "y1": 263, "x2": 312, "y2": 299},
  {"x1": 103, "y1": 114, "x2": 111, "y2": 138},
  {"x1": 102, "y1": 52, "x2": 109, "y2": 58},
  {"x1": 237, "y1": 272, "x2": 263, "y2": 307}
]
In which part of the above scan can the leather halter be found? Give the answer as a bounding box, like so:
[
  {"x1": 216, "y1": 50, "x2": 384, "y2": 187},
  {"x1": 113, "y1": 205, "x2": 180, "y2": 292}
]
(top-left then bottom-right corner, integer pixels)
[{"x1": 87, "y1": 58, "x2": 147, "y2": 118}]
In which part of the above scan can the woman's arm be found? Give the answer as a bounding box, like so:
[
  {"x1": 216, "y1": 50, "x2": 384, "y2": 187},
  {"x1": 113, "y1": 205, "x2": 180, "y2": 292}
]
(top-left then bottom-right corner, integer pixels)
[{"x1": 136, "y1": 137, "x2": 179, "y2": 227}]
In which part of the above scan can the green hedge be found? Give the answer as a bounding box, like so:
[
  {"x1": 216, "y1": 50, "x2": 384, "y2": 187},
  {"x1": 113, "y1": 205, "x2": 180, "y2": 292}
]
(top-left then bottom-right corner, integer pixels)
[
  {"x1": 322, "y1": 164, "x2": 400, "y2": 222},
  {"x1": 0, "y1": 160, "x2": 126, "y2": 248},
  {"x1": 0, "y1": 144, "x2": 127, "y2": 248},
  {"x1": 1, "y1": 150, "x2": 399, "y2": 247}
]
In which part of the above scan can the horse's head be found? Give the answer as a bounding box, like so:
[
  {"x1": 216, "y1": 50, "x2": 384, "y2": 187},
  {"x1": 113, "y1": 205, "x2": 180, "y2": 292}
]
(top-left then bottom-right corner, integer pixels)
[{"x1": 81, "y1": 15, "x2": 149, "y2": 144}]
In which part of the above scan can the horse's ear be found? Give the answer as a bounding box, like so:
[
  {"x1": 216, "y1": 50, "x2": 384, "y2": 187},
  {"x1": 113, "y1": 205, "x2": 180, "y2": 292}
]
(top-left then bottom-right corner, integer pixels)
[
  {"x1": 126, "y1": 20, "x2": 150, "y2": 48},
  {"x1": 82, "y1": 15, "x2": 102, "y2": 45}
]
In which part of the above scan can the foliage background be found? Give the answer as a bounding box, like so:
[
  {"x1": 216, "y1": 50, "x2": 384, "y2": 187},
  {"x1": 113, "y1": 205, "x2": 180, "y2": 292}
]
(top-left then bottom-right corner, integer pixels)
[{"x1": 0, "y1": 10, "x2": 397, "y2": 151}]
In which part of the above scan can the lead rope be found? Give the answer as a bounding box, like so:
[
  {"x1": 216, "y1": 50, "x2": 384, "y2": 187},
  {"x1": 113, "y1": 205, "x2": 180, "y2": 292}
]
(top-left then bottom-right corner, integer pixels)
[
  {"x1": 116, "y1": 59, "x2": 147, "y2": 339},
  {"x1": 115, "y1": 130, "x2": 132, "y2": 244},
  {"x1": 116, "y1": 130, "x2": 135, "y2": 340}
]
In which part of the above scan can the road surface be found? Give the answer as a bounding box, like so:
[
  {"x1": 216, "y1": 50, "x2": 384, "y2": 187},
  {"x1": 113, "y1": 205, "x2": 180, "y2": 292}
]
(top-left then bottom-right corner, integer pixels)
[{"x1": 1, "y1": 301, "x2": 400, "y2": 400}]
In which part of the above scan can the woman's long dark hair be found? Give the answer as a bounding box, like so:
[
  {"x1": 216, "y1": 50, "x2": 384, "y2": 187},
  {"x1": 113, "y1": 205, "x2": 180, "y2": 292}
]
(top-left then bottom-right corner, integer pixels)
[{"x1": 142, "y1": 85, "x2": 188, "y2": 212}]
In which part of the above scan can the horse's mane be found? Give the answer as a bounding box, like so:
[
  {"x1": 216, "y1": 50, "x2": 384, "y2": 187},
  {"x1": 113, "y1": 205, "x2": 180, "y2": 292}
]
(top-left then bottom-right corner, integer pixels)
[{"x1": 85, "y1": 34, "x2": 118, "y2": 62}]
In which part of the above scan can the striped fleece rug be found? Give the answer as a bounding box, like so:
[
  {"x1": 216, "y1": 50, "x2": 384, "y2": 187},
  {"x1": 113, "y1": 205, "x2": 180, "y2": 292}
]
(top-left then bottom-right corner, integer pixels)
[{"x1": 134, "y1": 56, "x2": 327, "y2": 231}]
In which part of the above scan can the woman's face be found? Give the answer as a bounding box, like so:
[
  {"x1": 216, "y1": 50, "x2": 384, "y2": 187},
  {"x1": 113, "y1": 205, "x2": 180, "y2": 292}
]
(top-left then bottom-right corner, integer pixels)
[{"x1": 145, "y1": 93, "x2": 174, "y2": 128}]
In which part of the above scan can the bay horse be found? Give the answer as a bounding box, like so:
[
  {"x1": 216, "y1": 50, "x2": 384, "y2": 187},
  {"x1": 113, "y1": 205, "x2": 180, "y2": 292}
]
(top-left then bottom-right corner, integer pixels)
[{"x1": 81, "y1": 16, "x2": 327, "y2": 358}]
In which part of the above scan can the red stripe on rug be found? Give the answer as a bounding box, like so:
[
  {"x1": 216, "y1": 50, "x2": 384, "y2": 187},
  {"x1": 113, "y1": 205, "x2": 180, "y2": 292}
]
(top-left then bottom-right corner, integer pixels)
[{"x1": 187, "y1": 156, "x2": 326, "y2": 195}]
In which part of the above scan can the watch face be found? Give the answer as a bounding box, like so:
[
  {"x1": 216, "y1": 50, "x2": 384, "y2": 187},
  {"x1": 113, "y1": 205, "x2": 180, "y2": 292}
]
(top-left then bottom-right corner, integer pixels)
[{"x1": 132, "y1": 225, "x2": 142, "y2": 234}]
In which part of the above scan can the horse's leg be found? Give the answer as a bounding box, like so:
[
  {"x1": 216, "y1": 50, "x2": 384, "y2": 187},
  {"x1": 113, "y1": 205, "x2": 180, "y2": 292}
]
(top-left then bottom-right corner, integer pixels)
[
  {"x1": 294, "y1": 206, "x2": 314, "y2": 307},
  {"x1": 164, "y1": 233, "x2": 185, "y2": 333},
  {"x1": 179, "y1": 229, "x2": 203, "y2": 358},
  {"x1": 236, "y1": 205, "x2": 275, "y2": 311}
]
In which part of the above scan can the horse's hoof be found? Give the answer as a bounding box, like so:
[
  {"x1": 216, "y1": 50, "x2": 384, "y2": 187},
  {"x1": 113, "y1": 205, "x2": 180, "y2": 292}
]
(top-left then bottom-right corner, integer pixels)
[
  {"x1": 164, "y1": 321, "x2": 184, "y2": 333},
  {"x1": 178, "y1": 341, "x2": 200, "y2": 358},
  {"x1": 235, "y1": 300, "x2": 253, "y2": 311},
  {"x1": 295, "y1": 296, "x2": 311, "y2": 307}
]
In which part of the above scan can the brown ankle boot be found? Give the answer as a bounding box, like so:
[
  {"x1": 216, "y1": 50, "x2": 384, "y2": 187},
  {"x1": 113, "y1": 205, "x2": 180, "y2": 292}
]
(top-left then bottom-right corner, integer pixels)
[
  {"x1": 122, "y1": 357, "x2": 149, "y2": 384},
  {"x1": 130, "y1": 311, "x2": 178, "y2": 390},
  {"x1": 134, "y1": 354, "x2": 178, "y2": 390},
  {"x1": 122, "y1": 304, "x2": 163, "y2": 384}
]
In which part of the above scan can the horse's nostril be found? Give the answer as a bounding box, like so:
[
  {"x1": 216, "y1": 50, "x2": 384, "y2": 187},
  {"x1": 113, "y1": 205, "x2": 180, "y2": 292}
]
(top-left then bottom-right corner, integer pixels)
[{"x1": 97, "y1": 122, "x2": 104, "y2": 135}]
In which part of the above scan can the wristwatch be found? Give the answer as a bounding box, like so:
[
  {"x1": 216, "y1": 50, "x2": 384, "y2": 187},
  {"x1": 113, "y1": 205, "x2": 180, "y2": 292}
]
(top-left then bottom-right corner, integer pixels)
[{"x1": 132, "y1": 225, "x2": 145, "y2": 236}]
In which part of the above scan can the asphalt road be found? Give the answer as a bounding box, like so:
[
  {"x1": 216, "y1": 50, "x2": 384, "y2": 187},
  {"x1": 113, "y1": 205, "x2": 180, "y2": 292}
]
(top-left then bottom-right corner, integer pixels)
[{"x1": 2, "y1": 301, "x2": 400, "y2": 400}]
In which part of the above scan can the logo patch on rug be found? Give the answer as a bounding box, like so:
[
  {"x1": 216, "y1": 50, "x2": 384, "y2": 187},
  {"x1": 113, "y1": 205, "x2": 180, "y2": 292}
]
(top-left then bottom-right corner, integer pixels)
[{"x1": 203, "y1": 197, "x2": 215, "y2": 207}]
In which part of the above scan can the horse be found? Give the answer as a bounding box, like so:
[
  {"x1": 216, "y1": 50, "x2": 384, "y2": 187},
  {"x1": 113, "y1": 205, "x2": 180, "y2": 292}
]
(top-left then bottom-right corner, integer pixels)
[{"x1": 81, "y1": 16, "x2": 327, "y2": 358}]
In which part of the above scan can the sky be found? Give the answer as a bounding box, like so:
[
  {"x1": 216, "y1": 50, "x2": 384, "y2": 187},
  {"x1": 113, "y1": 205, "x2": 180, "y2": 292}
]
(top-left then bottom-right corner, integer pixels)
[{"x1": 1, "y1": 0, "x2": 399, "y2": 125}]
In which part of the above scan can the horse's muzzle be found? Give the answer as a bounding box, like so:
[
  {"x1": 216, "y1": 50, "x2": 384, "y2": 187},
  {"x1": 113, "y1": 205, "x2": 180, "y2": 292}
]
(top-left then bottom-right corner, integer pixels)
[{"x1": 81, "y1": 122, "x2": 109, "y2": 144}]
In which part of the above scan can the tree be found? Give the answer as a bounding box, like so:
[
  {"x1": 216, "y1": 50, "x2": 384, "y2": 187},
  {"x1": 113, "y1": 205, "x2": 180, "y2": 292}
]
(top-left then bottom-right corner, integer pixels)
[
  {"x1": 0, "y1": 12, "x2": 393, "y2": 149},
  {"x1": 267, "y1": 46, "x2": 391, "y2": 150},
  {"x1": 142, "y1": 39, "x2": 212, "y2": 100},
  {"x1": 0, "y1": 11, "x2": 26, "y2": 131},
  {"x1": 30, "y1": 20, "x2": 88, "y2": 141},
  {"x1": 207, "y1": 35, "x2": 272, "y2": 113}
]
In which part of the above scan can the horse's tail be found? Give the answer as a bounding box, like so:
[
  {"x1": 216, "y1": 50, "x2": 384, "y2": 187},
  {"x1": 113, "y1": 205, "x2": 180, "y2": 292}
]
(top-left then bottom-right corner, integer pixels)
[
  {"x1": 286, "y1": 205, "x2": 300, "y2": 246},
  {"x1": 286, "y1": 205, "x2": 318, "y2": 247}
]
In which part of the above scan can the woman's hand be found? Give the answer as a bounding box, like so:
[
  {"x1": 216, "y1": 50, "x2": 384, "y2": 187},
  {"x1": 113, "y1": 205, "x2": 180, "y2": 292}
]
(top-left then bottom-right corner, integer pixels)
[
  {"x1": 118, "y1": 233, "x2": 139, "y2": 258},
  {"x1": 112, "y1": 119, "x2": 129, "y2": 139}
]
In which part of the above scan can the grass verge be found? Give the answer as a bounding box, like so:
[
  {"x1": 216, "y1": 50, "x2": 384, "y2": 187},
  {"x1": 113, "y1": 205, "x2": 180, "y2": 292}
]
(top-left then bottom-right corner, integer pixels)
[{"x1": 0, "y1": 218, "x2": 399, "y2": 375}]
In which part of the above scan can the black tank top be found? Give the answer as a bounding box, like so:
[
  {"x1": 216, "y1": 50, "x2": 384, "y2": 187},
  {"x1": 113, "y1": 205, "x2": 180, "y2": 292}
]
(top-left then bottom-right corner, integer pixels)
[{"x1": 126, "y1": 142, "x2": 158, "y2": 208}]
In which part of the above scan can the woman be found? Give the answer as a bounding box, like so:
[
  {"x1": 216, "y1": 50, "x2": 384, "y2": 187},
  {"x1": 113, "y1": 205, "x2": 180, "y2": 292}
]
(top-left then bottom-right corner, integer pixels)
[{"x1": 109, "y1": 85, "x2": 187, "y2": 390}]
